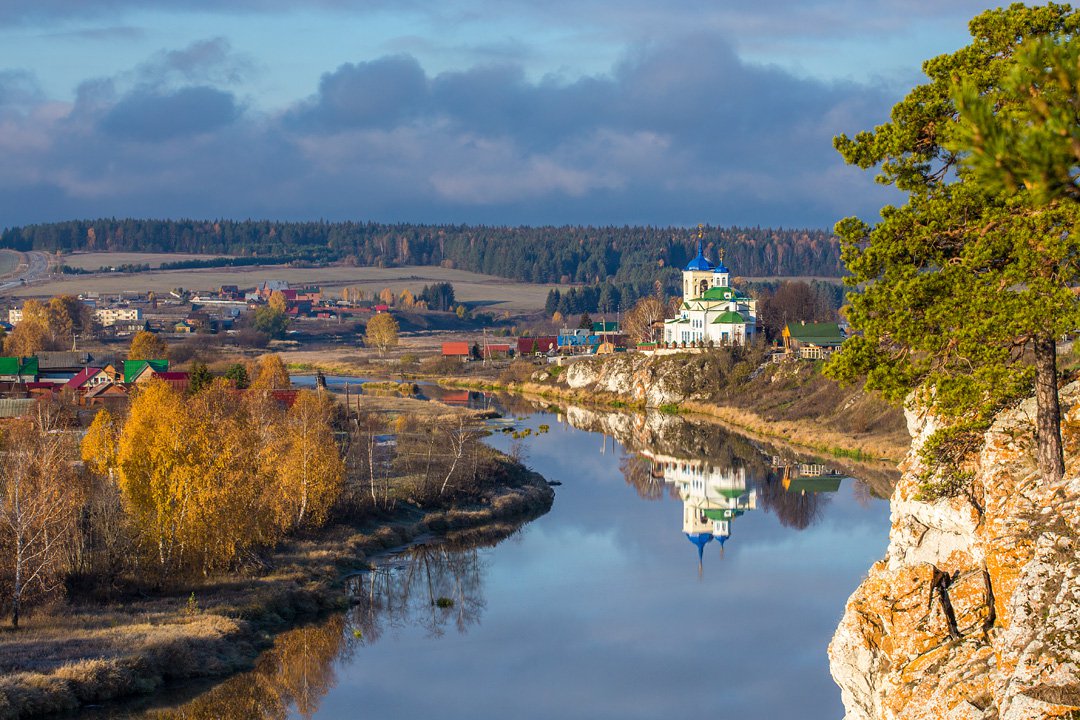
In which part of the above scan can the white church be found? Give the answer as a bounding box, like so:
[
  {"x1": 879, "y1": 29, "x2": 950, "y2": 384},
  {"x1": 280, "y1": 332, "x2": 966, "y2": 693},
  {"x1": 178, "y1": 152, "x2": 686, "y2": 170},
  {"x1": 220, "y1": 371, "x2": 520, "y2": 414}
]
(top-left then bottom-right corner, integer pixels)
[{"x1": 662, "y1": 236, "x2": 757, "y2": 346}]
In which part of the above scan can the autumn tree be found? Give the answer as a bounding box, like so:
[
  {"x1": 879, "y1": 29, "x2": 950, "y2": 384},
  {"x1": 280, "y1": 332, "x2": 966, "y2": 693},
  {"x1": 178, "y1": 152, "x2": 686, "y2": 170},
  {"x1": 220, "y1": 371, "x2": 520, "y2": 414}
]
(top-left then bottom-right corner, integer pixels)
[
  {"x1": 1, "y1": 296, "x2": 89, "y2": 356},
  {"x1": 0, "y1": 404, "x2": 85, "y2": 628},
  {"x1": 623, "y1": 295, "x2": 667, "y2": 343},
  {"x1": 128, "y1": 330, "x2": 169, "y2": 360},
  {"x1": 827, "y1": 4, "x2": 1080, "y2": 486},
  {"x1": 364, "y1": 313, "x2": 399, "y2": 354},
  {"x1": 250, "y1": 353, "x2": 291, "y2": 390},
  {"x1": 3, "y1": 301, "x2": 50, "y2": 356},
  {"x1": 268, "y1": 290, "x2": 288, "y2": 313},
  {"x1": 272, "y1": 391, "x2": 344, "y2": 529}
]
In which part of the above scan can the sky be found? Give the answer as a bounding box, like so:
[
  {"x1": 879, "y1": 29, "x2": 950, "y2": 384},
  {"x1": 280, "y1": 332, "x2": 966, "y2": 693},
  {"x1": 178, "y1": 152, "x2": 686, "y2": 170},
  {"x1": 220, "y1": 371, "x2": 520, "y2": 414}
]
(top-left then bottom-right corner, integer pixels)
[{"x1": 0, "y1": 0, "x2": 1002, "y2": 230}]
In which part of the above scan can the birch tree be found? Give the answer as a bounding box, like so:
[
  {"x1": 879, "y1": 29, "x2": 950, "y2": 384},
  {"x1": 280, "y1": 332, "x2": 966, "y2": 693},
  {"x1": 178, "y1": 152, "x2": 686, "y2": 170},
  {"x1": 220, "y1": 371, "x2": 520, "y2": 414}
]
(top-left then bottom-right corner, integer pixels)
[{"x1": 0, "y1": 404, "x2": 84, "y2": 628}]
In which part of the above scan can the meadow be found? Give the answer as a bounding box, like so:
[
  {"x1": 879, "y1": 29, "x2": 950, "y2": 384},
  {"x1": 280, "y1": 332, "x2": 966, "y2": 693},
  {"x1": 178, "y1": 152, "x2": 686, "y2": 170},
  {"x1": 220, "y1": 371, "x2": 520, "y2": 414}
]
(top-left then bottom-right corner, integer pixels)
[{"x1": 15, "y1": 259, "x2": 563, "y2": 313}]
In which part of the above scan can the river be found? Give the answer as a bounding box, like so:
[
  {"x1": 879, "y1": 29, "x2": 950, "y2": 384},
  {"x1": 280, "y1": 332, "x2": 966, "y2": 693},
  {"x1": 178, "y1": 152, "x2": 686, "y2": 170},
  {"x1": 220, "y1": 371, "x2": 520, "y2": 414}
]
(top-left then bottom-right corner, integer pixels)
[{"x1": 82, "y1": 394, "x2": 894, "y2": 720}]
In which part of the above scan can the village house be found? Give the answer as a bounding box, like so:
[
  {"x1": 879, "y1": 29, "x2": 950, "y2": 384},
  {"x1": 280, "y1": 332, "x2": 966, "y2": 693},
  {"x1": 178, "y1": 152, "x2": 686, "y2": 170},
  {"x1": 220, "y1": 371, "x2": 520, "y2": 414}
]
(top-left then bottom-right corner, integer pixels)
[
  {"x1": 662, "y1": 237, "x2": 757, "y2": 346},
  {"x1": 441, "y1": 342, "x2": 472, "y2": 361},
  {"x1": 782, "y1": 321, "x2": 845, "y2": 360}
]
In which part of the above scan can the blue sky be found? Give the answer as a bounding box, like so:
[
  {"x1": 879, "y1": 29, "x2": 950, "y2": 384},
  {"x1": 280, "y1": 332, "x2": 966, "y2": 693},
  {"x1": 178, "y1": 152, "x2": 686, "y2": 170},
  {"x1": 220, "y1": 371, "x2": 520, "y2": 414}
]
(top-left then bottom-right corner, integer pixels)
[{"x1": 0, "y1": 0, "x2": 1000, "y2": 229}]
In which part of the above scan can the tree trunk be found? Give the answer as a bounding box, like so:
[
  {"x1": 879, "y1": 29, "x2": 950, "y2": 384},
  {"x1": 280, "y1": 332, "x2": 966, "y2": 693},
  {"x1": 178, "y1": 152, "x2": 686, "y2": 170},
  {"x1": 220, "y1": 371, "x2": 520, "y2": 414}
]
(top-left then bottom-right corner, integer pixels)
[{"x1": 1033, "y1": 334, "x2": 1065, "y2": 485}]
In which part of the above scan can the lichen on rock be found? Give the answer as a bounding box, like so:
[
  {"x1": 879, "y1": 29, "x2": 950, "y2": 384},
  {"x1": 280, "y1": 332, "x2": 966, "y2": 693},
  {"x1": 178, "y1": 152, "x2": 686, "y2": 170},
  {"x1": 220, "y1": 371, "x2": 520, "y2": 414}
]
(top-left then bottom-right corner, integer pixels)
[{"x1": 830, "y1": 383, "x2": 1080, "y2": 719}]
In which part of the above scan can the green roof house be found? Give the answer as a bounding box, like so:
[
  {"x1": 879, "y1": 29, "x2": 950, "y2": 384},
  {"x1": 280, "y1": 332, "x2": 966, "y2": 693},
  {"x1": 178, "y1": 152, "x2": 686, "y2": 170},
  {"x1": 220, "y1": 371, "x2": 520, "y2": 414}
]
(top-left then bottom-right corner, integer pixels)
[
  {"x1": 782, "y1": 321, "x2": 845, "y2": 360},
  {"x1": 123, "y1": 359, "x2": 169, "y2": 383},
  {"x1": 0, "y1": 357, "x2": 39, "y2": 382}
]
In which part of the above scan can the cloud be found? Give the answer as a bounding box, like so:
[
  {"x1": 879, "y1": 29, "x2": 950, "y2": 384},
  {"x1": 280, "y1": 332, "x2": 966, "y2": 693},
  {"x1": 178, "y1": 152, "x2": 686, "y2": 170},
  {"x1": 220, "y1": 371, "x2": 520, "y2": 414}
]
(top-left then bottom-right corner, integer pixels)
[
  {"x1": 0, "y1": 31, "x2": 899, "y2": 228},
  {"x1": 288, "y1": 55, "x2": 428, "y2": 130},
  {"x1": 0, "y1": 70, "x2": 43, "y2": 109},
  {"x1": 100, "y1": 86, "x2": 240, "y2": 141}
]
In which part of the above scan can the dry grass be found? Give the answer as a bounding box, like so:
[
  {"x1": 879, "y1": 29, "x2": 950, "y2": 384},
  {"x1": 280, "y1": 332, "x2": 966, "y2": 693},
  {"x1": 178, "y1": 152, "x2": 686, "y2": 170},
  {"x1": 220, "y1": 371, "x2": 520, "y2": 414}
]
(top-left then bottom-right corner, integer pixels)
[
  {"x1": 59, "y1": 252, "x2": 226, "y2": 270},
  {"x1": 0, "y1": 251, "x2": 21, "y2": 278},
  {"x1": 18, "y1": 261, "x2": 562, "y2": 312}
]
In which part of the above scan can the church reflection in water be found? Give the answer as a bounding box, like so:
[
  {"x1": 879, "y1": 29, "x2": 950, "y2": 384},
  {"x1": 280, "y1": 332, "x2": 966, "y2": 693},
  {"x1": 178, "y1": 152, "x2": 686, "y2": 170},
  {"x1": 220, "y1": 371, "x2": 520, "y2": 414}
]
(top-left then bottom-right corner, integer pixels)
[{"x1": 637, "y1": 449, "x2": 847, "y2": 573}]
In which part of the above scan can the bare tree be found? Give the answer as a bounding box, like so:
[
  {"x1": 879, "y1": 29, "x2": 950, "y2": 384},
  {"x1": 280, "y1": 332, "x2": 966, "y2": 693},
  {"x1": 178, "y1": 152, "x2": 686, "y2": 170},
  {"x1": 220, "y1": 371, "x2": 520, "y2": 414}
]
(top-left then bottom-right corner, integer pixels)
[{"x1": 0, "y1": 404, "x2": 84, "y2": 628}]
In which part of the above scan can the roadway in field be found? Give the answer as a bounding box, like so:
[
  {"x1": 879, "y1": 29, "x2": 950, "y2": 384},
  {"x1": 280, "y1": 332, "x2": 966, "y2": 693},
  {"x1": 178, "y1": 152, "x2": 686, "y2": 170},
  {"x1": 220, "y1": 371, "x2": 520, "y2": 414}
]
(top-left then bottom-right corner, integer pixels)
[{"x1": 0, "y1": 250, "x2": 51, "y2": 292}]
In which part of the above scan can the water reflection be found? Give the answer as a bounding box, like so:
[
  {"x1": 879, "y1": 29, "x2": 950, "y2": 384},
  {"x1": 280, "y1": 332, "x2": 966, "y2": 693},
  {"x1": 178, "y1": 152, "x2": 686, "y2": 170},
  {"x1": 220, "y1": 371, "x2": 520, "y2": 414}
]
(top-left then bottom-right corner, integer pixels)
[
  {"x1": 549, "y1": 404, "x2": 879, "y2": 574},
  {"x1": 349, "y1": 542, "x2": 486, "y2": 641},
  {"x1": 83, "y1": 403, "x2": 897, "y2": 720},
  {"x1": 143, "y1": 617, "x2": 349, "y2": 720}
]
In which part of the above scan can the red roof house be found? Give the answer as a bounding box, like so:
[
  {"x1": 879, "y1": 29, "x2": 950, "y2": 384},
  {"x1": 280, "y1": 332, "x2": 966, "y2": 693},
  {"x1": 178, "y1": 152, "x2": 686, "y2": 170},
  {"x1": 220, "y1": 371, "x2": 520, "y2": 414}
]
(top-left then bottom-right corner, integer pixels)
[{"x1": 442, "y1": 342, "x2": 471, "y2": 358}]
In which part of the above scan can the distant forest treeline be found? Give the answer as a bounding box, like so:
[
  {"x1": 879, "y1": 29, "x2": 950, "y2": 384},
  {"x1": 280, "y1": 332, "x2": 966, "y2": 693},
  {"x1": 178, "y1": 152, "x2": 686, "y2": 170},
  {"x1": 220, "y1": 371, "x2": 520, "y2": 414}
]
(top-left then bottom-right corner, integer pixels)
[{"x1": 0, "y1": 219, "x2": 843, "y2": 288}]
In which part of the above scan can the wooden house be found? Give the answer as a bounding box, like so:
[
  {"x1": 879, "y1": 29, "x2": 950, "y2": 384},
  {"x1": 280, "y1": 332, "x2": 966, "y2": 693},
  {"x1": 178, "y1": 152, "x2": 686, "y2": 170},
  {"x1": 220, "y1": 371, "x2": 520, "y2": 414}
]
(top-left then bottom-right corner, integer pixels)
[{"x1": 782, "y1": 321, "x2": 845, "y2": 360}]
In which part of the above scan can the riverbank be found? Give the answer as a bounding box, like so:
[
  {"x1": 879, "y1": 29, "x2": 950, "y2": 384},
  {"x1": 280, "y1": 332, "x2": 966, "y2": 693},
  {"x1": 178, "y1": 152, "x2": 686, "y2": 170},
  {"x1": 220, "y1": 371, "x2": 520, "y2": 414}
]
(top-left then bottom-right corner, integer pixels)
[
  {"x1": 0, "y1": 458, "x2": 553, "y2": 719},
  {"x1": 438, "y1": 354, "x2": 909, "y2": 463}
]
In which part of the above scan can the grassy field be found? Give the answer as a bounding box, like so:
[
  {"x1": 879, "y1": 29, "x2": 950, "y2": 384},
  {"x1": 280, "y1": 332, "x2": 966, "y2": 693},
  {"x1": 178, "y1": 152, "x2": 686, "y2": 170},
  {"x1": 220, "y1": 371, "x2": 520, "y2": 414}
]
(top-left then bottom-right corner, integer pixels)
[
  {"x1": 60, "y1": 252, "x2": 227, "y2": 270},
  {"x1": 0, "y1": 249, "x2": 21, "y2": 277},
  {"x1": 16, "y1": 260, "x2": 563, "y2": 312}
]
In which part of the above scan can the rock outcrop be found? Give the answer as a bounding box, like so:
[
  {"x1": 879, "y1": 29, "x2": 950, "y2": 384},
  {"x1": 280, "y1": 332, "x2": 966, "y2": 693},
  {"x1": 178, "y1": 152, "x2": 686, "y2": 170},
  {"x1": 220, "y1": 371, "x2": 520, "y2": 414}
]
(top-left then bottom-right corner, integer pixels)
[
  {"x1": 830, "y1": 383, "x2": 1080, "y2": 720},
  {"x1": 562, "y1": 353, "x2": 693, "y2": 407}
]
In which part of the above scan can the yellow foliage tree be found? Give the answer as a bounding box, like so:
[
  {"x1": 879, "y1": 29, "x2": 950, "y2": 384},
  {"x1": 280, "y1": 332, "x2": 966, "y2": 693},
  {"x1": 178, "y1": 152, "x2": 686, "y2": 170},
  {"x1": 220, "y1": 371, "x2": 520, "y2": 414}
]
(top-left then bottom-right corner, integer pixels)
[
  {"x1": 82, "y1": 408, "x2": 121, "y2": 478},
  {"x1": 272, "y1": 391, "x2": 344, "y2": 530},
  {"x1": 109, "y1": 379, "x2": 288, "y2": 577},
  {"x1": 378, "y1": 287, "x2": 395, "y2": 305},
  {"x1": 268, "y1": 291, "x2": 288, "y2": 313},
  {"x1": 399, "y1": 289, "x2": 415, "y2": 308},
  {"x1": 250, "y1": 353, "x2": 291, "y2": 390},
  {"x1": 128, "y1": 330, "x2": 169, "y2": 360},
  {"x1": 3, "y1": 301, "x2": 51, "y2": 356},
  {"x1": 364, "y1": 313, "x2": 399, "y2": 354}
]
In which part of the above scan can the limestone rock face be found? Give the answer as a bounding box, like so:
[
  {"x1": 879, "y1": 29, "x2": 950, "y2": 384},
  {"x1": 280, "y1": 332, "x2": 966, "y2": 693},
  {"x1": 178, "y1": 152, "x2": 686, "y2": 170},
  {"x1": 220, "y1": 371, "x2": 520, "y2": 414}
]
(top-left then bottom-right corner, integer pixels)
[
  {"x1": 561, "y1": 354, "x2": 700, "y2": 407},
  {"x1": 830, "y1": 383, "x2": 1080, "y2": 720}
]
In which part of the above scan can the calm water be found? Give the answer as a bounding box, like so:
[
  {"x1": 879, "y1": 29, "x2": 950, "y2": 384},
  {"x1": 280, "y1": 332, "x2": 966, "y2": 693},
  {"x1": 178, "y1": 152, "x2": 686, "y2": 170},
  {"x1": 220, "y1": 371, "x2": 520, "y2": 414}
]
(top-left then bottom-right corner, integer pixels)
[{"x1": 87, "y1": 400, "x2": 894, "y2": 720}]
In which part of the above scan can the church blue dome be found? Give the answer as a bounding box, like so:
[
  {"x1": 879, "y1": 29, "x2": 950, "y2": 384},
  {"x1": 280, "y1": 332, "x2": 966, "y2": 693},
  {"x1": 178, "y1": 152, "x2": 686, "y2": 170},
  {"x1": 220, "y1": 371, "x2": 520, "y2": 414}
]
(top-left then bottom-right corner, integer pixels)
[
  {"x1": 712, "y1": 262, "x2": 729, "y2": 274},
  {"x1": 684, "y1": 238, "x2": 715, "y2": 271}
]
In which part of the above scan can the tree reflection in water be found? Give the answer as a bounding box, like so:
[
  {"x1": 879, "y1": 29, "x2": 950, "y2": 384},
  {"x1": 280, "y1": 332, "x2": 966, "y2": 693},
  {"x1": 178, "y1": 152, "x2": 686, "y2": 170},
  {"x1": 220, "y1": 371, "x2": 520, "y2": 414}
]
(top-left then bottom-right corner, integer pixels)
[
  {"x1": 754, "y1": 470, "x2": 830, "y2": 530},
  {"x1": 349, "y1": 543, "x2": 486, "y2": 641},
  {"x1": 140, "y1": 544, "x2": 487, "y2": 720},
  {"x1": 144, "y1": 616, "x2": 349, "y2": 720}
]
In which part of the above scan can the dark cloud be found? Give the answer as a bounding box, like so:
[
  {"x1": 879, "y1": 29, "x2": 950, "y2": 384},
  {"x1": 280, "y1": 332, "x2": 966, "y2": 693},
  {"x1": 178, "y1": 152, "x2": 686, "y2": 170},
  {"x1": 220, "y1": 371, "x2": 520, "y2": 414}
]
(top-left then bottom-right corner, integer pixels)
[
  {"x1": 100, "y1": 85, "x2": 240, "y2": 141},
  {"x1": 0, "y1": 31, "x2": 901, "y2": 228},
  {"x1": 288, "y1": 55, "x2": 427, "y2": 130}
]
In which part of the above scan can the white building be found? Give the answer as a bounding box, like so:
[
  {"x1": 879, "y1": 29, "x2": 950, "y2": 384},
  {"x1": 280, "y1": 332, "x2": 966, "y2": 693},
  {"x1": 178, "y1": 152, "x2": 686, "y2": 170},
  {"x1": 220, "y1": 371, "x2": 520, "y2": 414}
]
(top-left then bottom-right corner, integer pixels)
[
  {"x1": 7, "y1": 308, "x2": 21, "y2": 325},
  {"x1": 662, "y1": 239, "x2": 757, "y2": 346},
  {"x1": 94, "y1": 307, "x2": 143, "y2": 327}
]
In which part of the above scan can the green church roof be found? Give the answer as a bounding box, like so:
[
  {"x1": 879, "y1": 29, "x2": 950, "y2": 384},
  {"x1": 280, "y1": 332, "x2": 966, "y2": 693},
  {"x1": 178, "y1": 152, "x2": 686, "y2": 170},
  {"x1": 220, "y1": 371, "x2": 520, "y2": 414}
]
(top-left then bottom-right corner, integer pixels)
[
  {"x1": 697, "y1": 286, "x2": 734, "y2": 301},
  {"x1": 712, "y1": 311, "x2": 748, "y2": 325}
]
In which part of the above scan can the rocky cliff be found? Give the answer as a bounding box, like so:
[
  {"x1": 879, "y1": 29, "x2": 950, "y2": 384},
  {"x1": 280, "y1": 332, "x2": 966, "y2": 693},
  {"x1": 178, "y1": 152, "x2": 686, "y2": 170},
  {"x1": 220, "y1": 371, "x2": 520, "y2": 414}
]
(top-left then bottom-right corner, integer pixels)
[
  {"x1": 830, "y1": 383, "x2": 1080, "y2": 720},
  {"x1": 562, "y1": 353, "x2": 692, "y2": 407},
  {"x1": 550, "y1": 352, "x2": 909, "y2": 460}
]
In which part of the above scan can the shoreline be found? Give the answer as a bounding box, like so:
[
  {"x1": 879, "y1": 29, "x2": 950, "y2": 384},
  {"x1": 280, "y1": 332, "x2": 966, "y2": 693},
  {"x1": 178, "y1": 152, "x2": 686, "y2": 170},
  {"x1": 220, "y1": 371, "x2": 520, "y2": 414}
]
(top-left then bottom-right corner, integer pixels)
[
  {"x1": 0, "y1": 460, "x2": 554, "y2": 720},
  {"x1": 435, "y1": 376, "x2": 909, "y2": 463}
]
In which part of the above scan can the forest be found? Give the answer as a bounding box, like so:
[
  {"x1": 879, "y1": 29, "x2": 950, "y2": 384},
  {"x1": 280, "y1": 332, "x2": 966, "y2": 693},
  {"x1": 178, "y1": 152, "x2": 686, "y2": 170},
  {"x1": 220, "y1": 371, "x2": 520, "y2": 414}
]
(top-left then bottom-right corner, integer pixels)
[{"x1": 1, "y1": 220, "x2": 843, "y2": 291}]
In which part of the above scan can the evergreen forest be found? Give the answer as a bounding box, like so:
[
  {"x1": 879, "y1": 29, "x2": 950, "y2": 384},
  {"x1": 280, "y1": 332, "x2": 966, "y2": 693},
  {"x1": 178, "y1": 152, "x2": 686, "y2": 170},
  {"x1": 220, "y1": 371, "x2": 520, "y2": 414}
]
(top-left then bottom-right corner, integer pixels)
[{"x1": 1, "y1": 220, "x2": 842, "y2": 293}]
